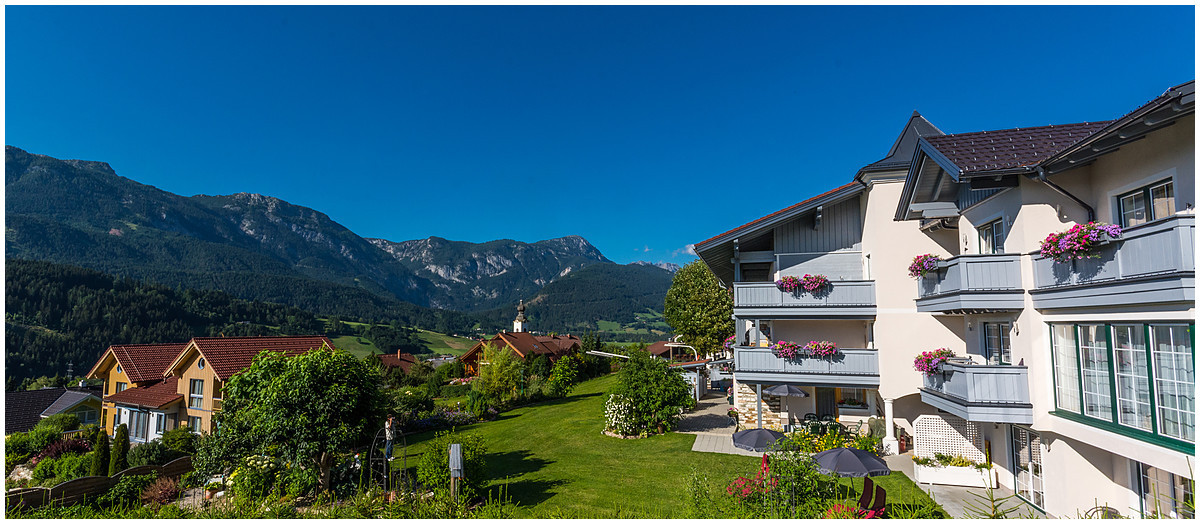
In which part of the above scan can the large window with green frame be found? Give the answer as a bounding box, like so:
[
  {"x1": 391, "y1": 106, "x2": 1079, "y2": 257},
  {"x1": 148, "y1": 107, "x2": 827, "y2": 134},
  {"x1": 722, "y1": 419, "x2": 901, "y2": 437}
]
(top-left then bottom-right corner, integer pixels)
[{"x1": 1050, "y1": 322, "x2": 1194, "y2": 448}]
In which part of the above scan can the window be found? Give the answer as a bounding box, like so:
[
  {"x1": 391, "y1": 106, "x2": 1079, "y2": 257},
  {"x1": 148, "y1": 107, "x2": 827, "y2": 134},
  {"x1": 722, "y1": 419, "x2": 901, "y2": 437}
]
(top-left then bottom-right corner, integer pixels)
[
  {"x1": 1053, "y1": 325, "x2": 1081, "y2": 413},
  {"x1": 1112, "y1": 325, "x2": 1151, "y2": 431},
  {"x1": 130, "y1": 411, "x2": 149, "y2": 441},
  {"x1": 188, "y1": 416, "x2": 202, "y2": 433},
  {"x1": 1012, "y1": 426, "x2": 1044, "y2": 509},
  {"x1": 1118, "y1": 180, "x2": 1175, "y2": 228},
  {"x1": 115, "y1": 382, "x2": 128, "y2": 393},
  {"x1": 838, "y1": 388, "x2": 867, "y2": 408},
  {"x1": 1152, "y1": 325, "x2": 1195, "y2": 442},
  {"x1": 155, "y1": 413, "x2": 166, "y2": 434},
  {"x1": 1079, "y1": 325, "x2": 1113, "y2": 421},
  {"x1": 1050, "y1": 322, "x2": 1194, "y2": 448},
  {"x1": 189, "y1": 379, "x2": 204, "y2": 409},
  {"x1": 1139, "y1": 463, "x2": 1195, "y2": 519},
  {"x1": 978, "y1": 218, "x2": 1005, "y2": 254},
  {"x1": 76, "y1": 408, "x2": 98, "y2": 425},
  {"x1": 984, "y1": 322, "x2": 1012, "y2": 364},
  {"x1": 198, "y1": 358, "x2": 205, "y2": 370}
]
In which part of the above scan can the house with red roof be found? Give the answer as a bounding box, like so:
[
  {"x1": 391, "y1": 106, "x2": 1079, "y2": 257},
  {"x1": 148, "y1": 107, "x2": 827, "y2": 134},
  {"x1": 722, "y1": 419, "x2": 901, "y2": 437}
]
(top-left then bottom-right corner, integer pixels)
[
  {"x1": 86, "y1": 336, "x2": 334, "y2": 441},
  {"x1": 379, "y1": 351, "x2": 419, "y2": 374},
  {"x1": 459, "y1": 303, "x2": 580, "y2": 375}
]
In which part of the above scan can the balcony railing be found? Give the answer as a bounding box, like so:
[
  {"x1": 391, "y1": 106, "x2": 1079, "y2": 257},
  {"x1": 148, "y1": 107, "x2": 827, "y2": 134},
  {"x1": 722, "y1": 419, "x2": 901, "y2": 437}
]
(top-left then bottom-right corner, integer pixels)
[
  {"x1": 733, "y1": 346, "x2": 879, "y2": 388},
  {"x1": 732, "y1": 281, "x2": 876, "y2": 317},
  {"x1": 919, "y1": 359, "x2": 1032, "y2": 424},
  {"x1": 1030, "y1": 215, "x2": 1195, "y2": 309},
  {"x1": 915, "y1": 254, "x2": 1024, "y2": 312}
]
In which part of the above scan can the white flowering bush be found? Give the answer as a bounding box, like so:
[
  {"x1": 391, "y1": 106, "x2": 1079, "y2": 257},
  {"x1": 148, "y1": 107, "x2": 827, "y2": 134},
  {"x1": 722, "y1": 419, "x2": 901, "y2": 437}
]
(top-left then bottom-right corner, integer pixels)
[
  {"x1": 228, "y1": 454, "x2": 282, "y2": 499},
  {"x1": 604, "y1": 394, "x2": 639, "y2": 436}
]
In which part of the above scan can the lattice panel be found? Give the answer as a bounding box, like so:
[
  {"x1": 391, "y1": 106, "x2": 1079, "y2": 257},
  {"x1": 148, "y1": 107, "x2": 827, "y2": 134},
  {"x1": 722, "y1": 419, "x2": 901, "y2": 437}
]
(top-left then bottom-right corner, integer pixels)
[{"x1": 913, "y1": 414, "x2": 986, "y2": 463}]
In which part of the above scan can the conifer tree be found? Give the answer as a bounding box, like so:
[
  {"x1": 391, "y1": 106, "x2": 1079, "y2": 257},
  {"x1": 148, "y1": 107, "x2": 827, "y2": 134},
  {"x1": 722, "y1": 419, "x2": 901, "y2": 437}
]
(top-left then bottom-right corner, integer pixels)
[
  {"x1": 110, "y1": 423, "x2": 130, "y2": 475},
  {"x1": 91, "y1": 429, "x2": 110, "y2": 477}
]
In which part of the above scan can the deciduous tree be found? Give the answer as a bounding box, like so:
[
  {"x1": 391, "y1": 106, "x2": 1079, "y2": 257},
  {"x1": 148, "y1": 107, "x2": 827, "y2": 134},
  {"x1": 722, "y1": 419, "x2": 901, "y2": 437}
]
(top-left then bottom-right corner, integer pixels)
[{"x1": 663, "y1": 261, "x2": 733, "y2": 356}]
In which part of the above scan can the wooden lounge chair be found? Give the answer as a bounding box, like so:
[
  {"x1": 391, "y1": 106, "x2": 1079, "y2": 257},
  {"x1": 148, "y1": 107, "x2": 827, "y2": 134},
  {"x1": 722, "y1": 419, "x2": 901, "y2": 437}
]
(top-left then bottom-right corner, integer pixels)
[
  {"x1": 869, "y1": 485, "x2": 886, "y2": 515},
  {"x1": 856, "y1": 477, "x2": 876, "y2": 510}
]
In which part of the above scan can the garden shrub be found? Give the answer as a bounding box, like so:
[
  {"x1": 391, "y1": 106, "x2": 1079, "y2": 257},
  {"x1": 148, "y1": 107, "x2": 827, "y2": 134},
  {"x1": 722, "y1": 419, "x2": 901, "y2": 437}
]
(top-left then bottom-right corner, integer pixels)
[
  {"x1": 6, "y1": 426, "x2": 63, "y2": 458},
  {"x1": 228, "y1": 454, "x2": 282, "y2": 499},
  {"x1": 141, "y1": 475, "x2": 182, "y2": 505},
  {"x1": 128, "y1": 440, "x2": 186, "y2": 467},
  {"x1": 110, "y1": 424, "x2": 130, "y2": 475},
  {"x1": 605, "y1": 349, "x2": 695, "y2": 435},
  {"x1": 545, "y1": 355, "x2": 579, "y2": 398},
  {"x1": 474, "y1": 344, "x2": 525, "y2": 405},
  {"x1": 280, "y1": 465, "x2": 319, "y2": 498},
  {"x1": 91, "y1": 431, "x2": 110, "y2": 476},
  {"x1": 97, "y1": 472, "x2": 158, "y2": 507},
  {"x1": 528, "y1": 354, "x2": 551, "y2": 379},
  {"x1": 465, "y1": 389, "x2": 491, "y2": 419},
  {"x1": 160, "y1": 426, "x2": 197, "y2": 454},
  {"x1": 31, "y1": 456, "x2": 59, "y2": 483},
  {"x1": 395, "y1": 386, "x2": 435, "y2": 415},
  {"x1": 416, "y1": 429, "x2": 487, "y2": 500},
  {"x1": 36, "y1": 413, "x2": 81, "y2": 433},
  {"x1": 438, "y1": 384, "x2": 472, "y2": 398},
  {"x1": 30, "y1": 436, "x2": 92, "y2": 467},
  {"x1": 6, "y1": 452, "x2": 31, "y2": 476}
]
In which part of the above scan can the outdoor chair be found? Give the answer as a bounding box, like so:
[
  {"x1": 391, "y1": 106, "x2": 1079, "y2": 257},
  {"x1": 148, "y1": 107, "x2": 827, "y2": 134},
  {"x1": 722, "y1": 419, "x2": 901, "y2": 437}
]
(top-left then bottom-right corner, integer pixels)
[
  {"x1": 856, "y1": 477, "x2": 876, "y2": 510},
  {"x1": 807, "y1": 420, "x2": 825, "y2": 435},
  {"x1": 803, "y1": 413, "x2": 818, "y2": 422},
  {"x1": 820, "y1": 414, "x2": 836, "y2": 422},
  {"x1": 868, "y1": 485, "x2": 886, "y2": 514}
]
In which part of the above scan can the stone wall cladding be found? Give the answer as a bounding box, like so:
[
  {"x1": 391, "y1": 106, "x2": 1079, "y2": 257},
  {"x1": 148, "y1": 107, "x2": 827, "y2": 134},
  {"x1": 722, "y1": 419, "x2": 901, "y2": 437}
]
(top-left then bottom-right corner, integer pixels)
[{"x1": 735, "y1": 382, "x2": 783, "y2": 429}]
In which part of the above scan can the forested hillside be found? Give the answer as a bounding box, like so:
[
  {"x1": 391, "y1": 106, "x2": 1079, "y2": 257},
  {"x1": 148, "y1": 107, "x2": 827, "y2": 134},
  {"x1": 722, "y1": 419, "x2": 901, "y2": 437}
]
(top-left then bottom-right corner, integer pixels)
[{"x1": 3, "y1": 259, "x2": 434, "y2": 390}]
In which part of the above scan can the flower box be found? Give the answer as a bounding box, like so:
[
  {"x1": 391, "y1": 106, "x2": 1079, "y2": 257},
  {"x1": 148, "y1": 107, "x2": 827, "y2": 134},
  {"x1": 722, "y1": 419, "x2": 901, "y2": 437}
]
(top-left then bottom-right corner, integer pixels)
[{"x1": 914, "y1": 464, "x2": 996, "y2": 488}]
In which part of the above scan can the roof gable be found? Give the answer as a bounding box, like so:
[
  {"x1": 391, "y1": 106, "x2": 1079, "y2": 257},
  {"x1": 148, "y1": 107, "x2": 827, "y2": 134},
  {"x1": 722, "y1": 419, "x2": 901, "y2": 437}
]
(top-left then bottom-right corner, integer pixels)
[
  {"x1": 104, "y1": 376, "x2": 183, "y2": 409},
  {"x1": 166, "y1": 336, "x2": 334, "y2": 381},
  {"x1": 858, "y1": 111, "x2": 945, "y2": 176},
  {"x1": 88, "y1": 343, "x2": 188, "y2": 384}
]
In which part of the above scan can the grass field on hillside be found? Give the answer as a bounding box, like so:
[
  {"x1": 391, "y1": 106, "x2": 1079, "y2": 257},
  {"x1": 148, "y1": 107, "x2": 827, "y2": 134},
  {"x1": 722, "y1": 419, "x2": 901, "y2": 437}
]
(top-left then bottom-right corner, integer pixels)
[
  {"x1": 416, "y1": 329, "x2": 475, "y2": 356},
  {"x1": 393, "y1": 375, "x2": 942, "y2": 517},
  {"x1": 331, "y1": 335, "x2": 381, "y2": 358}
]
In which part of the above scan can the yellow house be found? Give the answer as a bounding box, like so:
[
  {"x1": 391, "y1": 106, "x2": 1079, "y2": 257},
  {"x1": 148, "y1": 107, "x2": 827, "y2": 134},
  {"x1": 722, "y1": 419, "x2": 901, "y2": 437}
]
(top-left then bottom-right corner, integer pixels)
[{"x1": 85, "y1": 336, "x2": 335, "y2": 442}]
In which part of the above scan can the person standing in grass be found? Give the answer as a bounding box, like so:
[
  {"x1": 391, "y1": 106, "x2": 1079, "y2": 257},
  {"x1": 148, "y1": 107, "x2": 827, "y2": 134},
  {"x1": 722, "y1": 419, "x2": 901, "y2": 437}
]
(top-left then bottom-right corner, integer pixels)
[{"x1": 385, "y1": 414, "x2": 395, "y2": 461}]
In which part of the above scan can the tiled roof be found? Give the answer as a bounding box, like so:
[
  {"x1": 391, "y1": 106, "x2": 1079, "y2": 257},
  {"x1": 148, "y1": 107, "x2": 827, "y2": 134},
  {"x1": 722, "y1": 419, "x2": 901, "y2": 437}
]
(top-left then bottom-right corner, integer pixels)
[
  {"x1": 380, "y1": 352, "x2": 419, "y2": 373},
  {"x1": 859, "y1": 111, "x2": 945, "y2": 173},
  {"x1": 189, "y1": 336, "x2": 334, "y2": 380},
  {"x1": 923, "y1": 121, "x2": 1111, "y2": 174},
  {"x1": 5, "y1": 387, "x2": 99, "y2": 434},
  {"x1": 41, "y1": 390, "x2": 100, "y2": 417},
  {"x1": 107, "y1": 343, "x2": 188, "y2": 383},
  {"x1": 534, "y1": 335, "x2": 581, "y2": 353},
  {"x1": 104, "y1": 377, "x2": 182, "y2": 409},
  {"x1": 646, "y1": 341, "x2": 673, "y2": 357}
]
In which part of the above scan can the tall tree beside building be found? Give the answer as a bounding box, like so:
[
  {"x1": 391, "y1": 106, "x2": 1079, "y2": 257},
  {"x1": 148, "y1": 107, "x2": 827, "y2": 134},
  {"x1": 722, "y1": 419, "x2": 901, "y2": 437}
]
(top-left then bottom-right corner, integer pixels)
[
  {"x1": 663, "y1": 261, "x2": 733, "y2": 356},
  {"x1": 91, "y1": 431, "x2": 110, "y2": 477},
  {"x1": 110, "y1": 424, "x2": 129, "y2": 475}
]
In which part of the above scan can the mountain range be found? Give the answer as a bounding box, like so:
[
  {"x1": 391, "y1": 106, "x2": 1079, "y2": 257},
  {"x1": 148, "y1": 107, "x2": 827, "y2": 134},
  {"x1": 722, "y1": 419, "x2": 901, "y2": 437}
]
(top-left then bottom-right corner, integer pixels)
[{"x1": 4, "y1": 146, "x2": 676, "y2": 333}]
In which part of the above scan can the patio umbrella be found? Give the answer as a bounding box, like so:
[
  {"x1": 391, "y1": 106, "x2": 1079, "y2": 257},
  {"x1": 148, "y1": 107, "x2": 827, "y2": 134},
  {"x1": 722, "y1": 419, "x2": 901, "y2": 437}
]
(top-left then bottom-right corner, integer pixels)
[
  {"x1": 763, "y1": 384, "x2": 809, "y2": 397},
  {"x1": 811, "y1": 447, "x2": 891, "y2": 497},
  {"x1": 732, "y1": 428, "x2": 786, "y2": 452}
]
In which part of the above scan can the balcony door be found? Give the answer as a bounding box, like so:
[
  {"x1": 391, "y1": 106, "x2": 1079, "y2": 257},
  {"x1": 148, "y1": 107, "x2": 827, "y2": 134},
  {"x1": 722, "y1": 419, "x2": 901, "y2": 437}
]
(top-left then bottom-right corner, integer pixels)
[
  {"x1": 815, "y1": 388, "x2": 837, "y2": 418},
  {"x1": 1012, "y1": 426, "x2": 1044, "y2": 508}
]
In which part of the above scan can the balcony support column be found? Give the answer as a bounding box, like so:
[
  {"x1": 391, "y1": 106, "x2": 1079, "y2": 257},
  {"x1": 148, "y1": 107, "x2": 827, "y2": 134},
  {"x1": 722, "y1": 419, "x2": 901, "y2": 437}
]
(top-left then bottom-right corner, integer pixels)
[
  {"x1": 756, "y1": 383, "x2": 763, "y2": 429},
  {"x1": 882, "y1": 398, "x2": 899, "y2": 454}
]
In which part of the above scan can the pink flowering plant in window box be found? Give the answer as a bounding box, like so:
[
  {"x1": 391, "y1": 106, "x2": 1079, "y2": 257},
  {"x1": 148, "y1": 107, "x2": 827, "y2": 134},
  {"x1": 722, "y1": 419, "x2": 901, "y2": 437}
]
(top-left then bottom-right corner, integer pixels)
[
  {"x1": 770, "y1": 340, "x2": 803, "y2": 360},
  {"x1": 908, "y1": 254, "x2": 942, "y2": 279},
  {"x1": 799, "y1": 274, "x2": 830, "y2": 293},
  {"x1": 775, "y1": 275, "x2": 801, "y2": 292},
  {"x1": 1039, "y1": 221, "x2": 1122, "y2": 263},
  {"x1": 913, "y1": 348, "x2": 956, "y2": 375},
  {"x1": 723, "y1": 335, "x2": 737, "y2": 350},
  {"x1": 803, "y1": 340, "x2": 838, "y2": 357}
]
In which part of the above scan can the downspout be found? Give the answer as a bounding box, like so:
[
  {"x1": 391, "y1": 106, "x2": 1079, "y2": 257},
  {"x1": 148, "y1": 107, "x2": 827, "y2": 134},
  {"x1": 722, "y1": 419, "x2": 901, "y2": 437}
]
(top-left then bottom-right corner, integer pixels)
[{"x1": 1036, "y1": 167, "x2": 1095, "y2": 222}]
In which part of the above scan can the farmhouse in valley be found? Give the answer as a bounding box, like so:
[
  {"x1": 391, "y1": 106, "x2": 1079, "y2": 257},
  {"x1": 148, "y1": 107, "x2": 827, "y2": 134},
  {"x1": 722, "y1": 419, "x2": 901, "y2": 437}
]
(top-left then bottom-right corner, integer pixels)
[{"x1": 459, "y1": 302, "x2": 581, "y2": 375}]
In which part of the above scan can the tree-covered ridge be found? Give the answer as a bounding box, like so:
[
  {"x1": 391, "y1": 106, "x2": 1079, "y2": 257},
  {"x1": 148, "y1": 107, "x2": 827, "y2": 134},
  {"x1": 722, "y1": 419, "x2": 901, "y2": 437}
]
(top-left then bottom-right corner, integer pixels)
[
  {"x1": 3, "y1": 259, "x2": 446, "y2": 391},
  {"x1": 475, "y1": 262, "x2": 675, "y2": 338}
]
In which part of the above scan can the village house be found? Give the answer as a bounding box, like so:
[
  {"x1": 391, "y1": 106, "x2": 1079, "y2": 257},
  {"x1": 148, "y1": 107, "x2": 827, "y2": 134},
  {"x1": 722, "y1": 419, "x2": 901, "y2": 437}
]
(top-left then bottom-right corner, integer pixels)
[
  {"x1": 86, "y1": 336, "x2": 335, "y2": 442},
  {"x1": 695, "y1": 81, "x2": 1194, "y2": 518},
  {"x1": 459, "y1": 302, "x2": 581, "y2": 375},
  {"x1": 4, "y1": 385, "x2": 103, "y2": 434}
]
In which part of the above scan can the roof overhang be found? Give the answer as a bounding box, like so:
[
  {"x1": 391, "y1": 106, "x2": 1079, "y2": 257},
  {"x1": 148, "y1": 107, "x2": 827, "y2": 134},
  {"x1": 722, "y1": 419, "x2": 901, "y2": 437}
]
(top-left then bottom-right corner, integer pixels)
[
  {"x1": 1040, "y1": 81, "x2": 1195, "y2": 175},
  {"x1": 694, "y1": 182, "x2": 864, "y2": 286},
  {"x1": 163, "y1": 340, "x2": 203, "y2": 379},
  {"x1": 85, "y1": 350, "x2": 118, "y2": 380}
]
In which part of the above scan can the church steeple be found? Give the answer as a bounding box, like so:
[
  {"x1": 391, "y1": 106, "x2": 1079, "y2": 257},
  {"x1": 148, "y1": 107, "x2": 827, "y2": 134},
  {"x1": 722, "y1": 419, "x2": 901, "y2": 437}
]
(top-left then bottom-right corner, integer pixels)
[{"x1": 513, "y1": 300, "x2": 528, "y2": 333}]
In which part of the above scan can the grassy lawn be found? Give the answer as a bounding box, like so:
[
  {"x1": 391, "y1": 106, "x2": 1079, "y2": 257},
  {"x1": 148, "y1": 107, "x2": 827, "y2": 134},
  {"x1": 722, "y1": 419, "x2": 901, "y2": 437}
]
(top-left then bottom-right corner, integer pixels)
[
  {"x1": 394, "y1": 375, "x2": 942, "y2": 517},
  {"x1": 416, "y1": 329, "x2": 475, "y2": 356},
  {"x1": 331, "y1": 335, "x2": 381, "y2": 358}
]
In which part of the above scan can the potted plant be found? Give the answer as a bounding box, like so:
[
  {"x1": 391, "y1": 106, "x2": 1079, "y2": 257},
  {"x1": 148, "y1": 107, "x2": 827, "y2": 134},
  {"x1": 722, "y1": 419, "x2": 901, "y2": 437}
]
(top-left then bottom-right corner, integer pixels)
[
  {"x1": 1039, "y1": 222, "x2": 1122, "y2": 263},
  {"x1": 908, "y1": 254, "x2": 943, "y2": 279},
  {"x1": 913, "y1": 348, "x2": 956, "y2": 375},
  {"x1": 728, "y1": 407, "x2": 739, "y2": 418},
  {"x1": 204, "y1": 481, "x2": 223, "y2": 500},
  {"x1": 723, "y1": 335, "x2": 737, "y2": 351},
  {"x1": 770, "y1": 340, "x2": 803, "y2": 360},
  {"x1": 799, "y1": 274, "x2": 830, "y2": 293},
  {"x1": 775, "y1": 275, "x2": 801, "y2": 292},
  {"x1": 913, "y1": 453, "x2": 996, "y2": 488},
  {"x1": 803, "y1": 340, "x2": 838, "y2": 357}
]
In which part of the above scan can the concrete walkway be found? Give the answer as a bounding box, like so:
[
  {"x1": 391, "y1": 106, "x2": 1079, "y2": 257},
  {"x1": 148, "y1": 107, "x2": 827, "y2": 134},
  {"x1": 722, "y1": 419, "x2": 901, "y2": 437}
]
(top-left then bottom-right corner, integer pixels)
[
  {"x1": 677, "y1": 393, "x2": 760, "y2": 457},
  {"x1": 884, "y1": 453, "x2": 1045, "y2": 518}
]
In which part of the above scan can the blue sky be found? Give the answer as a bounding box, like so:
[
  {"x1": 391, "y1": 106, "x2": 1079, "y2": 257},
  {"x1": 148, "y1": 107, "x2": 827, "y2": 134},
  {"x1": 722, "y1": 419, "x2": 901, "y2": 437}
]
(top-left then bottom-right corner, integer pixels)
[{"x1": 5, "y1": 5, "x2": 1195, "y2": 265}]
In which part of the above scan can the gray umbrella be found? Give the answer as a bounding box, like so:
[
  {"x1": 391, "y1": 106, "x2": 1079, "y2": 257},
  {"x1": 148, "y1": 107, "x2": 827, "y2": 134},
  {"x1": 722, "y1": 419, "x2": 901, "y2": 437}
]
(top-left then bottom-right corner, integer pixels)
[
  {"x1": 763, "y1": 384, "x2": 809, "y2": 397},
  {"x1": 732, "y1": 428, "x2": 785, "y2": 452},
  {"x1": 811, "y1": 447, "x2": 890, "y2": 477}
]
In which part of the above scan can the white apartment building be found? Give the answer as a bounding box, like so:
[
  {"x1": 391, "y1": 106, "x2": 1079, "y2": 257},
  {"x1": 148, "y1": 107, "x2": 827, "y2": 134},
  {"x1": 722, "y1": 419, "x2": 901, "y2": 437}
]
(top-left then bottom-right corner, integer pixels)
[{"x1": 695, "y1": 81, "x2": 1194, "y2": 518}]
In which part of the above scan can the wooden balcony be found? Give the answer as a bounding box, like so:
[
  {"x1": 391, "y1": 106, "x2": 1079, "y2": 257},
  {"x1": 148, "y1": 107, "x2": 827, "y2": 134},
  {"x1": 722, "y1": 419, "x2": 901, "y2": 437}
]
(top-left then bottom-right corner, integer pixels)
[
  {"x1": 1030, "y1": 215, "x2": 1195, "y2": 309},
  {"x1": 915, "y1": 254, "x2": 1024, "y2": 313},
  {"x1": 732, "y1": 281, "x2": 876, "y2": 319},
  {"x1": 919, "y1": 359, "x2": 1033, "y2": 424},
  {"x1": 733, "y1": 346, "x2": 879, "y2": 388}
]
